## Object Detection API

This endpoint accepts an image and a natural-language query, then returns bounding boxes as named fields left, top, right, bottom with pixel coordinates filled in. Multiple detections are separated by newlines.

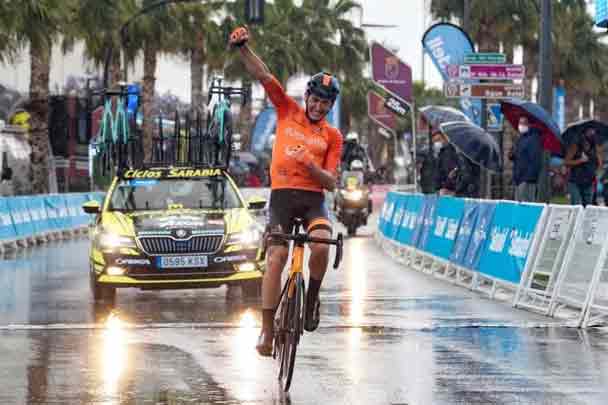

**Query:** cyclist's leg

left=303, top=193, right=333, bottom=332
left=257, top=190, right=293, bottom=356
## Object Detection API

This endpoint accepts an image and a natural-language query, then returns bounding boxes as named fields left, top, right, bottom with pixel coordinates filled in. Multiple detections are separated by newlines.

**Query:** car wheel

left=241, top=279, right=262, bottom=299
left=90, top=269, right=116, bottom=303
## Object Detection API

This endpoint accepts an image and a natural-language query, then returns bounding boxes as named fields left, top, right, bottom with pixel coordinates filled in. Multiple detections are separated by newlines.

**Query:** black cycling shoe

left=256, top=330, right=274, bottom=357
left=304, top=298, right=321, bottom=332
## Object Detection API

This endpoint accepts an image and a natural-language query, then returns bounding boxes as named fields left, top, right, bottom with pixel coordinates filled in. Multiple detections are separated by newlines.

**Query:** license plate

left=157, top=255, right=208, bottom=269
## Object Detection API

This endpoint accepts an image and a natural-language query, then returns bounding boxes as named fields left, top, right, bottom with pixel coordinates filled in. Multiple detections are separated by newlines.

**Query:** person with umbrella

left=431, top=130, right=478, bottom=197
left=564, top=126, right=603, bottom=206
left=510, top=116, right=543, bottom=202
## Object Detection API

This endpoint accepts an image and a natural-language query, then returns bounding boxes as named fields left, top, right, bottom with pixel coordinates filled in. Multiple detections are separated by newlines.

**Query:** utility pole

left=538, top=0, right=552, bottom=202
left=463, top=0, right=471, bottom=34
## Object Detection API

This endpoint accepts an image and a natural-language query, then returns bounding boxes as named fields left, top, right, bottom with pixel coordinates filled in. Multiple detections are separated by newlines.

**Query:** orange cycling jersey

left=262, top=75, right=343, bottom=192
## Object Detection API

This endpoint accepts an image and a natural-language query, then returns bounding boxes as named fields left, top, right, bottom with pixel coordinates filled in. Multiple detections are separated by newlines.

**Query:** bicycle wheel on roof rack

left=219, top=110, right=233, bottom=168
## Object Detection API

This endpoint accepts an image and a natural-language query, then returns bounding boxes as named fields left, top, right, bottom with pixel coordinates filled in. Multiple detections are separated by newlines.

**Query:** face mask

left=518, top=125, right=529, bottom=134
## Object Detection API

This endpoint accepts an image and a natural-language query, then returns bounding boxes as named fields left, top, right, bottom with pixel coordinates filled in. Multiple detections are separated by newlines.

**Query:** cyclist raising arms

left=228, top=27, right=343, bottom=356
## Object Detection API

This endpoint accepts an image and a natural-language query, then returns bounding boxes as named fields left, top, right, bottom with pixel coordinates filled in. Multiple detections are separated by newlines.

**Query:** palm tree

left=72, top=0, right=132, bottom=88
left=125, top=0, right=182, bottom=161
left=4, top=0, right=76, bottom=194
left=173, top=1, right=224, bottom=113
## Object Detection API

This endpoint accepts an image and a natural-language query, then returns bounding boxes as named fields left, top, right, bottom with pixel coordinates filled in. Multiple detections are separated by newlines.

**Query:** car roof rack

left=91, top=84, right=245, bottom=188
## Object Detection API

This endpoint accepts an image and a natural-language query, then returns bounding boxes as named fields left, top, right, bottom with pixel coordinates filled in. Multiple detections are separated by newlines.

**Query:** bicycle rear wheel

left=277, top=273, right=304, bottom=392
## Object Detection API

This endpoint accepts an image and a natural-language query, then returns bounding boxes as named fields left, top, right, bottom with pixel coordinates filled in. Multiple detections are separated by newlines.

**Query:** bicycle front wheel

left=277, top=273, right=304, bottom=392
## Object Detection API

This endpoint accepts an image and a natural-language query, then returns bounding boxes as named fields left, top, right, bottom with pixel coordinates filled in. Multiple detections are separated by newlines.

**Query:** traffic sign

left=384, top=95, right=410, bottom=117
left=447, top=64, right=525, bottom=80
left=370, top=42, right=413, bottom=103
left=487, top=103, right=504, bottom=131
left=444, top=82, right=524, bottom=99
left=464, top=52, right=506, bottom=65
left=368, top=91, right=397, bottom=131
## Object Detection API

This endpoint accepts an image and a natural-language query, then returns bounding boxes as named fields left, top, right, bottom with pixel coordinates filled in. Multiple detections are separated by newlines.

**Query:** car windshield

left=109, top=177, right=242, bottom=211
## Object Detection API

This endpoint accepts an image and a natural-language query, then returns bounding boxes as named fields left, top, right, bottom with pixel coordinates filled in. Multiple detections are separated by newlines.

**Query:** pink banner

left=370, top=42, right=412, bottom=103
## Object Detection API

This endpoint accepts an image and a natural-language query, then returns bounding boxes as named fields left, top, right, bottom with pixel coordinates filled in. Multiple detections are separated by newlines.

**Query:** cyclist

left=229, top=26, right=343, bottom=356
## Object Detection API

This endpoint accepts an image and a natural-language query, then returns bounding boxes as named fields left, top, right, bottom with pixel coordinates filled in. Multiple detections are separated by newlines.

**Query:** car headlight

left=228, top=227, right=262, bottom=246
left=97, top=232, right=137, bottom=249
left=343, top=189, right=364, bottom=201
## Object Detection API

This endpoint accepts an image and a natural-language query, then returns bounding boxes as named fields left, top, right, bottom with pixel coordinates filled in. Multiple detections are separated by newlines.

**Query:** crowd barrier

left=376, top=192, right=608, bottom=328
left=0, top=192, right=104, bottom=253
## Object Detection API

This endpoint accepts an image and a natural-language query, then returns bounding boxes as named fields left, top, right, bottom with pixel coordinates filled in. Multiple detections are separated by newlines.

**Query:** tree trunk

left=109, top=54, right=122, bottom=88
left=28, top=43, right=51, bottom=194
left=142, top=42, right=158, bottom=162
left=190, top=38, right=205, bottom=114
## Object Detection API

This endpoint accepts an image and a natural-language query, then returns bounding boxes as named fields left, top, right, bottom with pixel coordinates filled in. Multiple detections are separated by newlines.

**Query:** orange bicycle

left=262, top=218, right=343, bottom=391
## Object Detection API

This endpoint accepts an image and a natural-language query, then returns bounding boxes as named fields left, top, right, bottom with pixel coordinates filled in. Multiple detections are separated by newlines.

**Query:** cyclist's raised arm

left=229, top=27, right=272, bottom=84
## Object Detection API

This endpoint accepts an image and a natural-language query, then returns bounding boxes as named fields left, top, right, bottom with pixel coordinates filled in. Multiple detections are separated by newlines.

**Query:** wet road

left=1, top=220, right=608, bottom=404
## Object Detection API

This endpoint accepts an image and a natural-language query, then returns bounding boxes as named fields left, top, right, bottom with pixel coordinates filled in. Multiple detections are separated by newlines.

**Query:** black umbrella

left=562, top=119, right=608, bottom=146
left=419, top=105, right=470, bottom=130
left=439, top=121, right=502, bottom=172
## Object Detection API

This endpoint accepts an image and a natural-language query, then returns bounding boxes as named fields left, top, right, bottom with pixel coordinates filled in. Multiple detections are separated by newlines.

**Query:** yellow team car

left=82, top=166, right=266, bottom=302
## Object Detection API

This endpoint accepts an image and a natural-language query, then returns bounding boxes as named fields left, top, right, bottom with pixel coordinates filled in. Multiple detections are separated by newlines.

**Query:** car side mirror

left=247, top=196, right=267, bottom=210
left=82, top=200, right=101, bottom=214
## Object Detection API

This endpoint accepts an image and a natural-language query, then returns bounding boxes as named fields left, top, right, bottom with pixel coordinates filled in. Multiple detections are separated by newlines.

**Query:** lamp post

left=538, top=0, right=552, bottom=203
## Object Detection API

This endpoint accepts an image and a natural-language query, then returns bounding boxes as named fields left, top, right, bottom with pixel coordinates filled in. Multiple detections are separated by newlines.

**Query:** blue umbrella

left=562, top=119, right=608, bottom=146
left=419, top=105, right=470, bottom=130
left=439, top=121, right=502, bottom=172
left=500, top=99, right=562, bottom=153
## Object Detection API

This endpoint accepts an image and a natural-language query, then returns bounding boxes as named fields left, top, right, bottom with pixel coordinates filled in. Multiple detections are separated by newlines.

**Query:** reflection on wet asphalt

left=0, top=223, right=607, bottom=404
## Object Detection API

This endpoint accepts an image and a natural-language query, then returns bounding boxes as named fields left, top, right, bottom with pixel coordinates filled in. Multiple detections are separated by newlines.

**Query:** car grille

left=137, top=235, right=223, bottom=255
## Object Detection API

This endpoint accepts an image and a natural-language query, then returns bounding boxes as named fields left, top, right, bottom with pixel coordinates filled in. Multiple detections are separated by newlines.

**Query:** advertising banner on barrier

left=66, top=193, right=90, bottom=228
left=25, top=197, right=49, bottom=235
left=450, top=201, right=479, bottom=266
left=379, top=192, right=397, bottom=236
left=462, top=201, right=496, bottom=271
left=0, top=198, right=17, bottom=241
left=478, top=202, right=544, bottom=284
left=396, top=194, right=424, bottom=245
left=8, top=197, right=34, bottom=239
left=417, top=195, right=438, bottom=251
left=386, top=194, right=408, bottom=240
left=410, top=195, right=431, bottom=248
left=426, top=196, right=465, bottom=260
left=387, top=194, right=411, bottom=241
left=44, top=195, right=70, bottom=230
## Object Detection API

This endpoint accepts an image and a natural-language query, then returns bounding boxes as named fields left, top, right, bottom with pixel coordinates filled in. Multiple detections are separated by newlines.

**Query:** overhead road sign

left=464, top=53, right=506, bottom=65
left=444, top=82, right=525, bottom=99
left=447, top=64, right=525, bottom=80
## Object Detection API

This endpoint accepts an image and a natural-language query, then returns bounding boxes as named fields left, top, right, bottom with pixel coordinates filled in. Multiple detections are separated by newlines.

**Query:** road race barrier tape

left=473, top=201, right=547, bottom=301
left=513, top=205, right=581, bottom=315
left=0, top=192, right=105, bottom=252
left=549, top=206, right=608, bottom=327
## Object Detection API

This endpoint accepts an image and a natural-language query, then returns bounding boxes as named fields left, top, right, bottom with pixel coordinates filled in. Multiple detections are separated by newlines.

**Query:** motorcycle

left=335, top=181, right=371, bottom=236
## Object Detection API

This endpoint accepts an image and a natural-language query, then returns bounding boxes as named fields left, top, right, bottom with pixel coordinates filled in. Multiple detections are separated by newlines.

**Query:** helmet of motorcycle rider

left=350, top=159, right=364, bottom=171
left=346, top=132, right=359, bottom=142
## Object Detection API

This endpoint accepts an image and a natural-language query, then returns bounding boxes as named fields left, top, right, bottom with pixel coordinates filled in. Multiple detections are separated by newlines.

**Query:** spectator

left=245, top=170, right=262, bottom=187
left=565, top=127, right=602, bottom=207
left=432, top=131, right=464, bottom=196
left=510, top=116, right=542, bottom=202
left=0, top=167, right=14, bottom=196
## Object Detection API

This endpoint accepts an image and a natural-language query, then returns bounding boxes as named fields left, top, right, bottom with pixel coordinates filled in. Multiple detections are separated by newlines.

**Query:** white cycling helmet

left=350, top=159, right=364, bottom=170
